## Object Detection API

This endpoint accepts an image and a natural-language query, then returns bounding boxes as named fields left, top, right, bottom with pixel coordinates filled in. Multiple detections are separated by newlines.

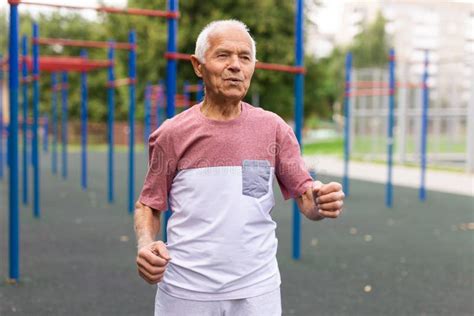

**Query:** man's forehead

left=207, top=27, right=253, bottom=51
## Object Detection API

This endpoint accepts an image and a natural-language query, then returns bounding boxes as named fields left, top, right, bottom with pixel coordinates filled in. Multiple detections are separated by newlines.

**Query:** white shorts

left=154, top=287, right=282, bottom=316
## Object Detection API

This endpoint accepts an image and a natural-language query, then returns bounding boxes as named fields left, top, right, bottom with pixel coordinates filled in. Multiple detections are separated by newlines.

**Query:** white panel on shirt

left=159, top=166, right=281, bottom=301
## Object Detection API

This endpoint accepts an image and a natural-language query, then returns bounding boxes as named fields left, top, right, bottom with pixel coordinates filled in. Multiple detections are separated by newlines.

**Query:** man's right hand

left=136, top=240, right=171, bottom=284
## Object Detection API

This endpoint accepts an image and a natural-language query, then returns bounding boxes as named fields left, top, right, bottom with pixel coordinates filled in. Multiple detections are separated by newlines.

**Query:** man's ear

left=190, top=55, right=203, bottom=78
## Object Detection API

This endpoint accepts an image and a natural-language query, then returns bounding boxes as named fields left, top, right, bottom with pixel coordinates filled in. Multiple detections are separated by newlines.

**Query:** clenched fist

left=136, top=240, right=171, bottom=284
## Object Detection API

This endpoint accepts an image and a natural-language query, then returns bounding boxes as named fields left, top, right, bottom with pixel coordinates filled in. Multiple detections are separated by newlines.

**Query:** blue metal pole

left=80, top=49, right=88, bottom=191
left=343, top=53, right=352, bottom=197
left=8, top=0, right=20, bottom=281
left=197, top=80, right=204, bottom=102
left=419, top=51, right=429, bottom=201
left=292, top=0, right=304, bottom=260
left=107, top=42, right=115, bottom=203
left=32, top=23, right=40, bottom=218
left=386, top=48, right=396, bottom=208
left=164, top=0, right=178, bottom=241
left=21, top=34, right=29, bottom=205
left=61, top=71, right=68, bottom=180
left=42, top=115, right=48, bottom=153
left=157, top=80, right=165, bottom=128
left=0, top=53, right=3, bottom=180
left=128, top=30, right=137, bottom=214
left=51, top=73, right=58, bottom=175
left=144, top=82, right=151, bottom=149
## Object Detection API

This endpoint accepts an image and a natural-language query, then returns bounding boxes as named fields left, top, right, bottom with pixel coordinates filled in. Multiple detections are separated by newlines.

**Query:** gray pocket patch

left=242, top=160, right=271, bottom=198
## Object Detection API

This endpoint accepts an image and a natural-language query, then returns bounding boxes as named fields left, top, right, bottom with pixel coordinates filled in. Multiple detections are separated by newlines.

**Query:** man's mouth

left=225, top=78, right=243, bottom=83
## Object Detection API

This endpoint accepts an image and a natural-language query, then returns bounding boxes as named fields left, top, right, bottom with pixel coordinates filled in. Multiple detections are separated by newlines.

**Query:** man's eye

left=241, top=56, right=251, bottom=61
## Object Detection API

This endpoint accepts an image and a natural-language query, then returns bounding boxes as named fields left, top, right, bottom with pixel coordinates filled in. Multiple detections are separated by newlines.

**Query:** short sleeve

left=138, top=123, right=178, bottom=211
left=274, top=120, right=313, bottom=200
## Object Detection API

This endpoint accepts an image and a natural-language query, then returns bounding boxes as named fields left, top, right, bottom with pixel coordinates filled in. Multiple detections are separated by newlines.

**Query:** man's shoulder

left=244, top=102, right=289, bottom=128
left=148, top=106, right=196, bottom=141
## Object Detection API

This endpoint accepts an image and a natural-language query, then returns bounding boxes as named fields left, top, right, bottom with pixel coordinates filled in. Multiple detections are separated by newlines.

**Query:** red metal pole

left=35, top=38, right=134, bottom=50
left=16, top=1, right=179, bottom=18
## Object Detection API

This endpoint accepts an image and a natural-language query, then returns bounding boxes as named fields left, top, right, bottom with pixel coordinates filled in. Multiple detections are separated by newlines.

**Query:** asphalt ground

left=1, top=150, right=473, bottom=315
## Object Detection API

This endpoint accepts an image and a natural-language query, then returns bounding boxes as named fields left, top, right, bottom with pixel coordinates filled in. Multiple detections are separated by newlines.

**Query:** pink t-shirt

left=139, top=102, right=312, bottom=301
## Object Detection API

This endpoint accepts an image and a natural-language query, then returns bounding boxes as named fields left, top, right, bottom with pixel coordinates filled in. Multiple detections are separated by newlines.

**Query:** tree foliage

left=350, top=12, right=390, bottom=68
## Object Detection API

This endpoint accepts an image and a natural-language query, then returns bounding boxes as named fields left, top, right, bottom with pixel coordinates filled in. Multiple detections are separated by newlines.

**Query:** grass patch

left=303, top=138, right=343, bottom=156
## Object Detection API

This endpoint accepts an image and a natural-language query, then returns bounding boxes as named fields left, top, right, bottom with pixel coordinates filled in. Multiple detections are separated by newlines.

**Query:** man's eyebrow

left=213, top=48, right=232, bottom=54
left=213, top=48, right=251, bottom=55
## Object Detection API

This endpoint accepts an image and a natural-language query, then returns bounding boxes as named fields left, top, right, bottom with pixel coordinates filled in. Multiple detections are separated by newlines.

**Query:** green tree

left=307, top=11, right=391, bottom=121
left=350, top=11, right=390, bottom=68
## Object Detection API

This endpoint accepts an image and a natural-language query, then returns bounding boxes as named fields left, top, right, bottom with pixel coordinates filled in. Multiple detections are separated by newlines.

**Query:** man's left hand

left=312, top=181, right=345, bottom=219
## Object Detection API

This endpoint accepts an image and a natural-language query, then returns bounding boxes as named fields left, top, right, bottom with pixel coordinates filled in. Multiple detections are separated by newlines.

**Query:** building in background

left=310, top=0, right=473, bottom=101
left=308, top=0, right=474, bottom=171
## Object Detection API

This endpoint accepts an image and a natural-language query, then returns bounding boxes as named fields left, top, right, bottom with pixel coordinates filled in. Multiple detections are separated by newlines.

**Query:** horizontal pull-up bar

left=8, top=0, right=180, bottom=19
left=345, top=88, right=395, bottom=97
left=2, top=56, right=112, bottom=72
left=164, top=52, right=306, bottom=74
left=349, top=80, right=424, bottom=89
left=34, top=38, right=135, bottom=50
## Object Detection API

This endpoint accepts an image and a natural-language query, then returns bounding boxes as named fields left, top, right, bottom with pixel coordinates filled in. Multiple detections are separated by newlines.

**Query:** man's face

left=193, top=27, right=255, bottom=103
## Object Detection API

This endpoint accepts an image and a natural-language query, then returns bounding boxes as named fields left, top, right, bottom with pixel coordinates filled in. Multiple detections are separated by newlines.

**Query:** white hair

left=195, top=19, right=256, bottom=63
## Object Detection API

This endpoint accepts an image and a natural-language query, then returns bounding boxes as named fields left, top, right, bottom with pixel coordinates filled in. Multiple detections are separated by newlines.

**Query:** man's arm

left=296, top=181, right=344, bottom=221
left=134, top=202, right=171, bottom=284
left=134, top=201, right=162, bottom=249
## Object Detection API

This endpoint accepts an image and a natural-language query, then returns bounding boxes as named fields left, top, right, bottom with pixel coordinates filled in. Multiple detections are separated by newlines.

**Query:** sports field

left=1, top=151, right=473, bottom=315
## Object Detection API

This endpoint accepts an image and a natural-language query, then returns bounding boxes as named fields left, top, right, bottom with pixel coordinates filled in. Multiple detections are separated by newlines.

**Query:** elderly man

left=135, top=20, right=344, bottom=316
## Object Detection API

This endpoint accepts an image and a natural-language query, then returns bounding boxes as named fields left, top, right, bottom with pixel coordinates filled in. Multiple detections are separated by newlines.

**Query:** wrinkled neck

left=200, top=97, right=241, bottom=121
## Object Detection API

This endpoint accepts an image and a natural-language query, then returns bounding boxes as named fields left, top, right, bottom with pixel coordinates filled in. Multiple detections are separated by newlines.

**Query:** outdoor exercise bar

left=386, top=48, right=396, bottom=208
left=128, top=31, right=137, bottom=214
left=419, top=51, right=430, bottom=201
left=51, top=72, right=58, bottom=175
left=107, top=42, right=116, bottom=203
left=144, top=83, right=152, bottom=149
left=61, top=71, right=68, bottom=181
left=32, top=23, right=40, bottom=217
left=11, top=0, right=180, bottom=18
left=80, top=49, right=88, bottom=190
left=343, top=50, right=396, bottom=207
left=8, top=0, right=177, bottom=281
left=34, top=29, right=138, bottom=201
left=8, top=1, right=20, bottom=280
left=293, top=0, right=305, bottom=260
left=343, top=49, right=430, bottom=207
left=21, top=35, right=29, bottom=205
left=343, top=53, right=352, bottom=196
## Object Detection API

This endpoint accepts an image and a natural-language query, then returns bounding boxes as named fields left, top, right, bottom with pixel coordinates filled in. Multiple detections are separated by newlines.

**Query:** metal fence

left=350, top=67, right=473, bottom=172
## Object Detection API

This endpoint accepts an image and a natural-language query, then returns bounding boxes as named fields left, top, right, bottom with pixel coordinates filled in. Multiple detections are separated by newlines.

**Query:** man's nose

left=227, top=55, right=241, bottom=72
